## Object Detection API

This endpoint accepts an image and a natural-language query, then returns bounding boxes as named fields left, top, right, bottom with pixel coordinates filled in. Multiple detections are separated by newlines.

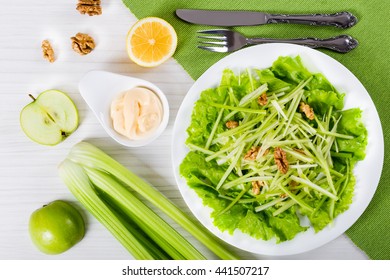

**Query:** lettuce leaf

left=271, top=56, right=312, bottom=84
left=271, top=56, right=337, bottom=92
left=185, top=87, right=227, bottom=147
left=256, top=68, right=292, bottom=92
left=306, top=73, right=336, bottom=92
left=180, top=151, right=237, bottom=188
left=221, top=69, right=261, bottom=100
left=305, top=89, right=345, bottom=115
left=337, top=108, right=368, bottom=161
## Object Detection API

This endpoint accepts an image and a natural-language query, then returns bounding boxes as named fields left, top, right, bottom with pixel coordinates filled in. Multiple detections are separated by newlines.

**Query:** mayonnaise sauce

left=110, top=87, right=163, bottom=140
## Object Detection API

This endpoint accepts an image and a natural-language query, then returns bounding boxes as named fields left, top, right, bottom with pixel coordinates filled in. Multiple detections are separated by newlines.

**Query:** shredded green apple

left=180, top=56, right=368, bottom=243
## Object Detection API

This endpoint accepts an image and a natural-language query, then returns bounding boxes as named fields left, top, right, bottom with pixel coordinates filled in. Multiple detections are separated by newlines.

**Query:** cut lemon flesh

left=126, top=17, right=177, bottom=67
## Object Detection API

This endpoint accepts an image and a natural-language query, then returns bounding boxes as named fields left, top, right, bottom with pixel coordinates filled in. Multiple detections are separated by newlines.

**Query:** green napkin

left=122, top=0, right=390, bottom=259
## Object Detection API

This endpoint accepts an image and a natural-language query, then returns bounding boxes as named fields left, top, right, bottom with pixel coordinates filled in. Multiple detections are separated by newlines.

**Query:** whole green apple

left=29, top=200, right=85, bottom=255
left=20, top=90, right=79, bottom=146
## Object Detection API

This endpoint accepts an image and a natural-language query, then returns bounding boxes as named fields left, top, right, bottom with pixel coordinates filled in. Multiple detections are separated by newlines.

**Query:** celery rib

left=86, top=167, right=206, bottom=260
left=68, top=142, right=239, bottom=260
left=58, top=160, right=157, bottom=260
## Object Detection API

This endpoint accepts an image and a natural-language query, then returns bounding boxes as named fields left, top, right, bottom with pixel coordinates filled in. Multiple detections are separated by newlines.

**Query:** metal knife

left=176, top=9, right=357, bottom=29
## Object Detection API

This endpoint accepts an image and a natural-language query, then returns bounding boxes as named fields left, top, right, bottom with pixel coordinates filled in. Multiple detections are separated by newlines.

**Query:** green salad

left=180, top=56, right=368, bottom=243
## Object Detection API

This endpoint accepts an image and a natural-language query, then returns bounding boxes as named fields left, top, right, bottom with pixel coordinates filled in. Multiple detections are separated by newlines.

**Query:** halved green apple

left=20, top=90, right=79, bottom=146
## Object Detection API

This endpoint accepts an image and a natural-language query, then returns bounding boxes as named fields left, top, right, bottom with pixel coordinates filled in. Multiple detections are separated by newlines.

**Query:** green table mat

left=122, top=0, right=389, bottom=259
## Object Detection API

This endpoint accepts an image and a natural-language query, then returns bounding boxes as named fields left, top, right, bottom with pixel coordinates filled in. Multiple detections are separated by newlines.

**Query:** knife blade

left=176, top=9, right=357, bottom=29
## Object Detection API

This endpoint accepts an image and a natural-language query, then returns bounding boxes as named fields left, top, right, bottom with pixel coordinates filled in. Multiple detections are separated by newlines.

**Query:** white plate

left=171, top=44, right=384, bottom=256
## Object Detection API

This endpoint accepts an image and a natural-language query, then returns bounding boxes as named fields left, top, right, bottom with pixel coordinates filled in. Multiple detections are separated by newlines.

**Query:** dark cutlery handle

left=266, top=12, right=358, bottom=29
left=246, top=35, right=358, bottom=53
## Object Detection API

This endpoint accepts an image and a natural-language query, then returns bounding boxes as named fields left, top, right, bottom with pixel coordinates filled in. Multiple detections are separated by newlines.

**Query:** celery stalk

left=58, top=159, right=158, bottom=260
left=86, top=167, right=206, bottom=260
left=67, top=142, right=239, bottom=260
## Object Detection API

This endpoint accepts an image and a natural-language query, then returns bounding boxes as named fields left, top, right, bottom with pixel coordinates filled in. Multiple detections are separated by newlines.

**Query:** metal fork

left=197, top=29, right=358, bottom=53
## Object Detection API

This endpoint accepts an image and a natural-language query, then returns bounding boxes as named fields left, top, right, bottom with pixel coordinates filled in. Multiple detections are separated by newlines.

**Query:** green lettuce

left=256, top=68, right=292, bottom=92
left=336, top=108, right=368, bottom=161
left=305, top=89, right=345, bottom=115
left=271, top=56, right=312, bottom=84
left=271, top=55, right=337, bottom=91
left=185, top=88, right=225, bottom=146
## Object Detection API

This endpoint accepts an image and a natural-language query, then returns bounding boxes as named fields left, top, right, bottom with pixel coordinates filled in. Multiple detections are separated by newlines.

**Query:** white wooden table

left=0, top=0, right=367, bottom=260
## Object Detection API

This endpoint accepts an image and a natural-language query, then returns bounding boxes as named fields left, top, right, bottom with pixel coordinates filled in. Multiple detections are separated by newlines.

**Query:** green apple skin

left=29, top=200, right=85, bottom=255
left=20, top=90, right=79, bottom=146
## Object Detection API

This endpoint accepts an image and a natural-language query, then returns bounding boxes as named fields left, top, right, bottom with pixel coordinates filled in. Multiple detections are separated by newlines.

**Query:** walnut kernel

left=76, top=0, right=102, bottom=16
left=257, top=92, right=268, bottom=106
left=274, top=147, right=289, bottom=174
left=299, top=102, right=315, bottom=120
left=225, top=120, right=239, bottom=129
left=252, top=181, right=265, bottom=195
left=71, top=33, right=95, bottom=55
left=41, top=40, right=55, bottom=63
left=244, top=146, right=269, bottom=161
left=244, top=146, right=260, bottom=160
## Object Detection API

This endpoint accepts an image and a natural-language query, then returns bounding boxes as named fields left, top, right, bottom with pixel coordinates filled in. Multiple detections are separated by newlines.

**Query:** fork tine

left=197, top=29, right=232, bottom=53
left=197, top=45, right=229, bottom=53
left=198, top=40, right=227, bottom=46
left=197, top=29, right=230, bottom=35
left=197, top=35, right=227, bottom=41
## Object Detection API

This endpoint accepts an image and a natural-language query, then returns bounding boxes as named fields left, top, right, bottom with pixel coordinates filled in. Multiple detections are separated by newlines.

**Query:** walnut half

left=71, top=33, right=95, bottom=55
left=244, top=146, right=260, bottom=161
left=257, top=92, right=268, bottom=106
left=274, top=147, right=289, bottom=174
left=76, top=0, right=102, bottom=16
left=225, top=120, right=239, bottom=129
left=244, top=146, right=269, bottom=161
left=252, top=180, right=265, bottom=195
left=299, top=102, right=315, bottom=120
left=41, top=40, right=55, bottom=63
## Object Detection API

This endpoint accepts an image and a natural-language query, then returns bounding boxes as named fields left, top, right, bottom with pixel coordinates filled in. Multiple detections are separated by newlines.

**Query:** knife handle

left=266, top=12, right=357, bottom=29
left=246, top=35, right=358, bottom=53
